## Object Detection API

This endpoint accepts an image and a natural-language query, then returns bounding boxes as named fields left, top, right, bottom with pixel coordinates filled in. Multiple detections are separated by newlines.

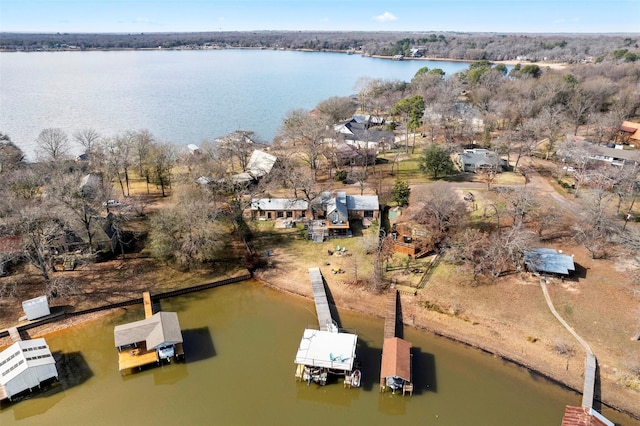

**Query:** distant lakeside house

left=334, top=116, right=394, bottom=151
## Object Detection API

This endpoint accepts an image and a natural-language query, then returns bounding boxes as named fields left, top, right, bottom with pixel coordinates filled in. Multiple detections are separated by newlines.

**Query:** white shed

left=0, top=338, right=58, bottom=400
left=22, top=296, right=50, bottom=321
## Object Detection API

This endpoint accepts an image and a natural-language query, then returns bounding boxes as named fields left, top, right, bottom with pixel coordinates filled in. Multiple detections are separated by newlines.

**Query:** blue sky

left=1, top=0, right=638, bottom=33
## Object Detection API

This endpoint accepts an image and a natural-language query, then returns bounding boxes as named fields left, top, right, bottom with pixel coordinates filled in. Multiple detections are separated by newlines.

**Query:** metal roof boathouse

left=114, top=292, right=184, bottom=373
left=379, top=290, right=413, bottom=395
left=294, top=268, right=360, bottom=387
left=0, top=338, right=58, bottom=401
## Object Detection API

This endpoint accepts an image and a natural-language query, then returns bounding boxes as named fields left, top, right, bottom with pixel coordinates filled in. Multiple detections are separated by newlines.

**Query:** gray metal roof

left=524, top=248, right=575, bottom=275
left=0, top=338, right=56, bottom=385
left=251, top=198, right=309, bottom=211
left=346, top=195, right=379, bottom=211
left=114, top=312, right=183, bottom=350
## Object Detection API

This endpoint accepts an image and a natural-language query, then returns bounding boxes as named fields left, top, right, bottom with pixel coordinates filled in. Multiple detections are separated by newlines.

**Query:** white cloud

left=374, top=12, right=397, bottom=23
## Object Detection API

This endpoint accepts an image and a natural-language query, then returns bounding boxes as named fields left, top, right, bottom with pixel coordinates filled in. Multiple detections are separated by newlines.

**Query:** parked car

left=102, top=199, right=122, bottom=207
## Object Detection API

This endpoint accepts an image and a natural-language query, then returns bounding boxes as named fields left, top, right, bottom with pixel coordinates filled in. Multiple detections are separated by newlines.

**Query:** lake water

left=1, top=281, right=637, bottom=425
left=0, top=49, right=471, bottom=160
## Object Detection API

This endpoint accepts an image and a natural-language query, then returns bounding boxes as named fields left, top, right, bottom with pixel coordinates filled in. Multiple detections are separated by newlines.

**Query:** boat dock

left=143, top=291, right=153, bottom=318
left=114, top=292, right=184, bottom=373
left=309, top=267, right=336, bottom=331
left=8, top=327, right=22, bottom=343
left=582, top=353, right=596, bottom=409
left=383, top=291, right=397, bottom=339
left=294, top=268, right=359, bottom=386
left=380, top=290, right=413, bottom=395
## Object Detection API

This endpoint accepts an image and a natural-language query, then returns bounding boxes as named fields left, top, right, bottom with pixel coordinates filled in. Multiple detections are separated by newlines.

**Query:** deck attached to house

left=118, top=342, right=159, bottom=371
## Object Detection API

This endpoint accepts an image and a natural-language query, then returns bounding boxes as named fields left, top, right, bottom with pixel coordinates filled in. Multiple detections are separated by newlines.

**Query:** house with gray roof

left=311, top=192, right=380, bottom=238
left=114, top=311, right=184, bottom=371
left=250, top=198, right=310, bottom=221
left=334, top=118, right=394, bottom=150
left=524, top=248, right=575, bottom=276
left=457, top=149, right=506, bottom=173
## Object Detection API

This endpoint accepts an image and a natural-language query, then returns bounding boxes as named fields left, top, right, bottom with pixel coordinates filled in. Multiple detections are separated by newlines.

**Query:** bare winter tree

left=0, top=133, right=25, bottom=173
left=73, top=128, right=101, bottom=154
left=280, top=109, right=330, bottom=181
left=35, top=128, right=71, bottom=161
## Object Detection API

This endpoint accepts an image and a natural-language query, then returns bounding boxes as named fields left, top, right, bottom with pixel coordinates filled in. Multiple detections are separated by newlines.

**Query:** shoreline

left=0, top=46, right=568, bottom=69
left=1, top=274, right=638, bottom=420
left=255, top=274, right=638, bottom=421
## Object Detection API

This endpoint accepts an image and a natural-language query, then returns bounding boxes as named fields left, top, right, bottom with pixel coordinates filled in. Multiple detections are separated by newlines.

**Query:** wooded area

left=1, top=31, right=638, bottom=63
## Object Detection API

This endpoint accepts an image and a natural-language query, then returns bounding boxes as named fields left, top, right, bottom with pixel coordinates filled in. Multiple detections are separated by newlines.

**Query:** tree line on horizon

left=1, top=31, right=638, bottom=63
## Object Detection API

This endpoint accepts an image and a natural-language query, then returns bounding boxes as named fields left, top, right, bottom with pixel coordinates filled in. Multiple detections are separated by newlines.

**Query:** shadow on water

left=0, top=351, right=93, bottom=419
left=295, top=380, right=361, bottom=407
left=395, top=291, right=403, bottom=339
left=354, top=338, right=381, bottom=392
left=182, top=327, right=216, bottom=364
left=322, top=278, right=342, bottom=329
left=411, top=347, right=437, bottom=395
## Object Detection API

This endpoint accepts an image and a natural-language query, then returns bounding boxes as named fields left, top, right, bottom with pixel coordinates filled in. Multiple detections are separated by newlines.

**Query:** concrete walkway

left=539, top=279, right=596, bottom=409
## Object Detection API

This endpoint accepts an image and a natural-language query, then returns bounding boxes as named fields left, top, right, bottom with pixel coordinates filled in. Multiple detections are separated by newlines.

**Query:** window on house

left=286, top=211, right=293, bottom=218
left=301, top=211, right=306, bottom=218
left=277, top=211, right=284, bottom=218
left=259, top=211, right=265, bottom=216
left=364, top=210, right=374, bottom=218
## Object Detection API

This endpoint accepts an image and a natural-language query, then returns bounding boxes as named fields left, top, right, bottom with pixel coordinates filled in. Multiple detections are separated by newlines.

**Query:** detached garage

left=0, top=338, right=58, bottom=401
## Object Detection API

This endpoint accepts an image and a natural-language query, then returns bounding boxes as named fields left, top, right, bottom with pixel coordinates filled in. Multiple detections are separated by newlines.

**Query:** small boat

left=350, top=369, right=362, bottom=388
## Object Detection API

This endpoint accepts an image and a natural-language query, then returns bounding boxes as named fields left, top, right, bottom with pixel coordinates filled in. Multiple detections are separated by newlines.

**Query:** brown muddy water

left=1, top=280, right=637, bottom=425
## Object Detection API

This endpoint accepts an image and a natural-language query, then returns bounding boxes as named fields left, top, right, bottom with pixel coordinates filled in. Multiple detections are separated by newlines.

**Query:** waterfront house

left=311, top=192, right=379, bottom=239
left=334, top=117, right=394, bottom=150
left=250, top=198, right=310, bottom=221
left=0, top=338, right=58, bottom=401
left=114, top=311, right=184, bottom=372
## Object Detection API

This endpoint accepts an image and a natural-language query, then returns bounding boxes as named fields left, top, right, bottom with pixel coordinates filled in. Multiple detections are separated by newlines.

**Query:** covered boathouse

left=0, top=338, right=58, bottom=401
left=294, top=328, right=358, bottom=385
left=294, top=267, right=360, bottom=386
left=114, top=311, right=184, bottom=372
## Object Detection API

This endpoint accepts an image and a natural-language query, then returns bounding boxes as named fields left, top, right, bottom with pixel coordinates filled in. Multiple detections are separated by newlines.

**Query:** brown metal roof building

left=561, top=406, right=614, bottom=426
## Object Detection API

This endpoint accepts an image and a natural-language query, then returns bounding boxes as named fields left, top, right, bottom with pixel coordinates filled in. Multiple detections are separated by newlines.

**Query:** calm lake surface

left=1, top=281, right=636, bottom=425
left=0, top=49, right=471, bottom=160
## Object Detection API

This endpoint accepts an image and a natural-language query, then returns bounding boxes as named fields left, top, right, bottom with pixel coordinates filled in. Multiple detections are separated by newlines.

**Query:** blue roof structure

left=524, top=248, right=575, bottom=275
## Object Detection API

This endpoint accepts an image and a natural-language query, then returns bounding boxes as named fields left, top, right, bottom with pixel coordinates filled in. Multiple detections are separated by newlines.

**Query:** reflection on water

left=1, top=280, right=638, bottom=425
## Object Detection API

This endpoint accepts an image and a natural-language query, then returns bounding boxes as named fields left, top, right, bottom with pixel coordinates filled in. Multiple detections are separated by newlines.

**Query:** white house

left=0, top=338, right=58, bottom=401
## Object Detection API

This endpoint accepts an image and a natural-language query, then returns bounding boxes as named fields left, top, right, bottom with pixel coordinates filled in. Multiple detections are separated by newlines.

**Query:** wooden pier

left=383, top=291, right=397, bottom=339
left=143, top=291, right=153, bottom=318
left=582, top=353, right=597, bottom=409
left=308, top=268, right=335, bottom=331
left=8, top=327, right=21, bottom=343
